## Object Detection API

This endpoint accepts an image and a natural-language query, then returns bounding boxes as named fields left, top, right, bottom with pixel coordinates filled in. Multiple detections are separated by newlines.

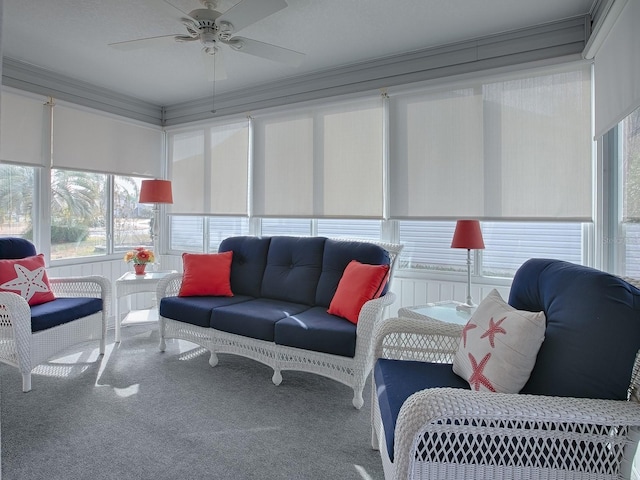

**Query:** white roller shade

left=52, top=103, right=163, bottom=176
left=0, top=89, right=48, bottom=167
left=389, top=64, right=592, bottom=220
left=253, top=97, right=384, bottom=218
left=589, top=0, right=640, bottom=138
left=170, top=120, right=249, bottom=215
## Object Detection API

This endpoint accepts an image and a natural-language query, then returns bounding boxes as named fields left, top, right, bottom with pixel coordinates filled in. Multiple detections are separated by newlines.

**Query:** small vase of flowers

left=124, top=247, right=155, bottom=275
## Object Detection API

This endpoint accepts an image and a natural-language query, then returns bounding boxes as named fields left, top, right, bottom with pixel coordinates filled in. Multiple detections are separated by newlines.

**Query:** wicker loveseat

left=372, top=258, right=640, bottom=479
left=0, top=237, right=111, bottom=391
left=157, top=235, right=402, bottom=408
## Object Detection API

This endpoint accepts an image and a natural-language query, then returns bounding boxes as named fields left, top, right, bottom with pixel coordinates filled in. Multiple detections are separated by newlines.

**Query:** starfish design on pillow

left=461, top=321, right=477, bottom=348
left=468, top=352, right=495, bottom=391
left=0, top=264, right=51, bottom=302
left=480, top=316, right=507, bottom=348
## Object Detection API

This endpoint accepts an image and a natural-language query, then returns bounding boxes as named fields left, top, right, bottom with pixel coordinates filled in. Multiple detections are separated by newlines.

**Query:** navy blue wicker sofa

left=372, top=259, right=640, bottom=479
left=157, top=235, right=402, bottom=408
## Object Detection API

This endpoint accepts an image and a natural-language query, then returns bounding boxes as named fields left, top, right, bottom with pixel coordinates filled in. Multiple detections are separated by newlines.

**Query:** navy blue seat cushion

left=260, top=236, right=326, bottom=306
left=219, top=236, right=271, bottom=298
left=30, top=297, right=102, bottom=332
left=160, top=295, right=253, bottom=328
left=210, top=298, right=311, bottom=342
left=274, top=306, right=357, bottom=357
left=0, top=237, right=37, bottom=259
left=509, top=258, right=640, bottom=400
left=374, top=359, right=469, bottom=461
left=315, top=239, right=391, bottom=307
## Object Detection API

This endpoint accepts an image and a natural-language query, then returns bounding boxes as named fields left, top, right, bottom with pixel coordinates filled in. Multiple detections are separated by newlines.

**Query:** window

left=209, top=217, right=249, bottom=252
left=398, top=221, right=464, bottom=272
left=166, top=63, right=593, bottom=279
left=316, top=219, right=381, bottom=240
left=50, top=169, right=107, bottom=260
left=114, top=175, right=153, bottom=252
left=0, top=164, right=35, bottom=238
left=398, top=220, right=584, bottom=277
left=481, top=222, right=583, bottom=277
left=253, top=97, right=384, bottom=218
left=48, top=171, right=156, bottom=260
left=261, top=219, right=312, bottom=237
left=621, top=106, right=640, bottom=276
left=170, top=216, right=204, bottom=252
left=169, top=216, right=249, bottom=253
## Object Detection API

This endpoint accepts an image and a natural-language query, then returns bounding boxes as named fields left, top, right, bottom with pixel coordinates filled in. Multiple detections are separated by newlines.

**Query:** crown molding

left=2, top=58, right=163, bottom=125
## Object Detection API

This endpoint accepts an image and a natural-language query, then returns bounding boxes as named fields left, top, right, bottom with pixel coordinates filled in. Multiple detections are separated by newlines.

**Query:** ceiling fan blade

left=217, top=0, right=288, bottom=33
left=226, top=36, right=304, bottom=66
left=156, top=0, right=197, bottom=22
left=108, top=34, right=184, bottom=51
left=202, top=48, right=228, bottom=81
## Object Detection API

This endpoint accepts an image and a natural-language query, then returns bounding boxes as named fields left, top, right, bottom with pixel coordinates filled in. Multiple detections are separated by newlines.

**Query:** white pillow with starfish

left=452, top=289, right=546, bottom=393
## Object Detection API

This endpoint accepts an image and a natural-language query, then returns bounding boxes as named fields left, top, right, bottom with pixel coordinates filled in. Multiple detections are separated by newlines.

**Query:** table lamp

left=138, top=179, right=173, bottom=267
left=451, top=219, right=485, bottom=312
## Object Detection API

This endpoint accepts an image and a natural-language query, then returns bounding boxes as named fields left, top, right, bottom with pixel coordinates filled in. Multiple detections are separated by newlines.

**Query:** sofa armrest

left=156, top=272, right=184, bottom=304
left=354, top=292, right=396, bottom=360
left=391, top=387, right=640, bottom=480
left=373, top=316, right=463, bottom=364
left=0, top=291, right=33, bottom=350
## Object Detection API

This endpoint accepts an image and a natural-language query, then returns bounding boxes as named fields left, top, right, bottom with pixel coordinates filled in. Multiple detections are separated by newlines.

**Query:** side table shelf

left=114, top=270, right=177, bottom=343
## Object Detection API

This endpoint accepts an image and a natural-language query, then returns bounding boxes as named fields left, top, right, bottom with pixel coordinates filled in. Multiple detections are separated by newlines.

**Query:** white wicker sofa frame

left=0, top=239, right=111, bottom=392
left=371, top=262, right=640, bottom=480
left=156, top=236, right=403, bottom=409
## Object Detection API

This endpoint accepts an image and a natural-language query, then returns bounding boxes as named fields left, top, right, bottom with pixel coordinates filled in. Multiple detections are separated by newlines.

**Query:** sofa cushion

left=274, top=306, right=357, bottom=357
left=30, top=297, right=102, bottom=332
left=327, top=260, right=389, bottom=324
left=260, top=236, right=325, bottom=306
left=160, top=295, right=253, bottom=328
left=0, top=254, right=56, bottom=306
left=210, top=298, right=310, bottom=342
left=0, top=237, right=37, bottom=259
left=509, top=258, right=640, bottom=400
left=315, top=239, right=391, bottom=307
left=178, top=251, right=234, bottom=297
left=452, top=289, right=546, bottom=393
left=219, top=236, right=271, bottom=297
left=374, top=359, right=469, bottom=461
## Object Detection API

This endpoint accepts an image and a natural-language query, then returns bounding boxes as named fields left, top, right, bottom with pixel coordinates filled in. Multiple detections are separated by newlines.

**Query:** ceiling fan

left=109, top=0, right=304, bottom=81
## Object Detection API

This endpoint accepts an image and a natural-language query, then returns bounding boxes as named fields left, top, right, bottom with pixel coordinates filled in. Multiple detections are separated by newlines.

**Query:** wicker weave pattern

left=157, top=240, right=402, bottom=408
left=372, top=312, right=640, bottom=480
left=0, top=275, right=111, bottom=391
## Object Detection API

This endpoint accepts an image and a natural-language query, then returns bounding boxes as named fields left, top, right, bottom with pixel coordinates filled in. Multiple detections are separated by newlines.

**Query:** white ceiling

left=2, top=0, right=596, bottom=107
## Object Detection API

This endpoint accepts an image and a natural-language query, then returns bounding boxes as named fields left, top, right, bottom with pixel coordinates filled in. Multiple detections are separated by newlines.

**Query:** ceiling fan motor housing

left=185, top=7, right=234, bottom=47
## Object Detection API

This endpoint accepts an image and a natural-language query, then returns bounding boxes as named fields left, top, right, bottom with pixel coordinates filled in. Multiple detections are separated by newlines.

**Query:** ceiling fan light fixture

left=218, top=21, right=233, bottom=40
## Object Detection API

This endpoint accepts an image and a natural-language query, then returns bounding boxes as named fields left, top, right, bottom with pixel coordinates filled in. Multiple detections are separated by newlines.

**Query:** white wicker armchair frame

left=158, top=239, right=403, bottom=408
left=371, top=316, right=640, bottom=480
left=0, top=275, right=111, bottom=392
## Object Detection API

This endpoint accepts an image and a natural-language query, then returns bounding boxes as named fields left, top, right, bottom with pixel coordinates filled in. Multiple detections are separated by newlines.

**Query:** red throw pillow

left=328, top=260, right=390, bottom=324
left=178, top=251, right=234, bottom=297
left=0, top=254, right=56, bottom=306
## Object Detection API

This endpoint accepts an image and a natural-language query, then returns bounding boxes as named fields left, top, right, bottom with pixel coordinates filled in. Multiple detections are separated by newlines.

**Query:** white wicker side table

left=115, top=270, right=176, bottom=343
left=395, top=301, right=471, bottom=364
left=398, top=301, right=472, bottom=326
